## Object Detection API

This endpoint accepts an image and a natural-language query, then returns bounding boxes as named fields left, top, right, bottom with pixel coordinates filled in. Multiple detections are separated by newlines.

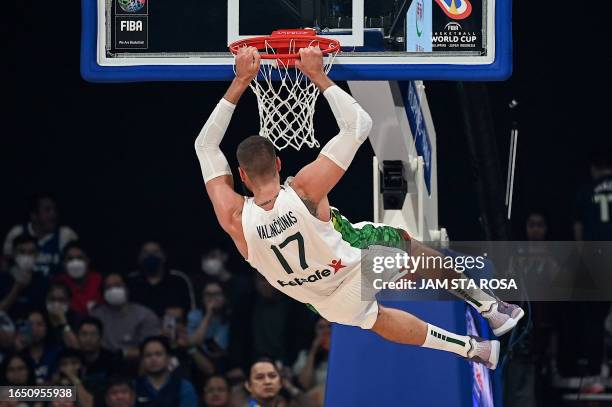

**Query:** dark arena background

left=1, top=1, right=610, bottom=407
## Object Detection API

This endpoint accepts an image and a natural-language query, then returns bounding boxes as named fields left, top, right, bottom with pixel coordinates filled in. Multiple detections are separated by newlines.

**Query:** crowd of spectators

left=1, top=151, right=611, bottom=406
left=0, top=195, right=329, bottom=407
left=501, top=151, right=612, bottom=406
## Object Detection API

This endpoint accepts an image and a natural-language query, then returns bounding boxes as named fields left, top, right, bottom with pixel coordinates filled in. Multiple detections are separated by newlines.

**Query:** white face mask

left=46, top=301, right=69, bottom=314
left=66, top=259, right=87, bottom=279
left=104, top=287, right=127, bottom=306
left=14, top=254, right=36, bottom=272
left=202, top=258, right=223, bottom=276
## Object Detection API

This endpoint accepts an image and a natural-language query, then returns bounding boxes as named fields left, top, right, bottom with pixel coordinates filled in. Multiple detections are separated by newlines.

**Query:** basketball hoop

left=229, top=29, right=340, bottom=151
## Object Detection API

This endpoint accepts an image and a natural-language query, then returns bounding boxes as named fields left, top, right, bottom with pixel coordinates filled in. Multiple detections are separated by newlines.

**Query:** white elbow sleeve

left=194, top=98, right=236, bottom=183
left=320, top=85, right=373, bottom=170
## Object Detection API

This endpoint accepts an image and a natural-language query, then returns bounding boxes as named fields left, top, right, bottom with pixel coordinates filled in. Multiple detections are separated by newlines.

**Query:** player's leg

left=311, top=266, right=499, bottom=369
left=369, top=304, right=500, bottom=369
left=330, top=210, right=523, bottom=336
left=409, top=239, right=524, bottom=336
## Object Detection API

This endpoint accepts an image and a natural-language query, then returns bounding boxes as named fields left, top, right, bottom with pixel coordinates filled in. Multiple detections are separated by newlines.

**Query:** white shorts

left=312, top=266, right=379, bottom=329
left=311, top=245, right=409, bottom=330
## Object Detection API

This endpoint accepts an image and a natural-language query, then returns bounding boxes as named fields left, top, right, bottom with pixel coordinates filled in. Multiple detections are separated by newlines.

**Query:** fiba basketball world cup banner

left=408, top=0, right=485, bottom=54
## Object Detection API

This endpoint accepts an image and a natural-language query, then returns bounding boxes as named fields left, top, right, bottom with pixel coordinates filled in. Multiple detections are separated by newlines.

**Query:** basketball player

left=194, top=46, right=524, bottom=369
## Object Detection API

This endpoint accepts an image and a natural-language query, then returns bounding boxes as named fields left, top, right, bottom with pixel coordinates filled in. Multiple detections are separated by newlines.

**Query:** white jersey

left=241, top=186, right=362, bottom=304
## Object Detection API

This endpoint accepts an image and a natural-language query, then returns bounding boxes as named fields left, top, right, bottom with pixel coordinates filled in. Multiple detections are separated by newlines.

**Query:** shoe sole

left=488, top=340, right=500, bottom=370
left=492, top=308, right=525, bottom=337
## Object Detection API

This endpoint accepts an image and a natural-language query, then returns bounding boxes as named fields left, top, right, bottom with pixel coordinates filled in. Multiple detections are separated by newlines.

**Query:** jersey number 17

left=270, top=232, right=309, bottom=275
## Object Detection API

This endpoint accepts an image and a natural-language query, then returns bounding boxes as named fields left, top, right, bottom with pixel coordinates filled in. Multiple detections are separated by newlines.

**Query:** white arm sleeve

left=194, top=98, right=236, bottom=183
left=320, top=85, right=373, bottom=171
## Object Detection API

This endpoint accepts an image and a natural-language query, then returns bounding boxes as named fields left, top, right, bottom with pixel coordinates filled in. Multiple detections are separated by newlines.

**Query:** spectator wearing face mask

left=45, top=282, right=80, bottom=349
left=201, top=249, right=231, bottom=283
left=3, top=194, right=78, bottom=277
left=127, top=241, right=194, bottom=318
left=195, top=249, right=256, bottom=374
left=90, top=273, right=160, bottom=361
left=0, top=234, right=48, bottom=319
left=197, top=248, right=252, bottom=314
left=55, top=242, right=102, bottom=316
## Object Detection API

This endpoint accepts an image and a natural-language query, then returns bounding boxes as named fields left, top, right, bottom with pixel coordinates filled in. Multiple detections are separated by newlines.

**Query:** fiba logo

left=117, top=0, right=146, bottom=13
left=444, top=22, right=462, bottom=32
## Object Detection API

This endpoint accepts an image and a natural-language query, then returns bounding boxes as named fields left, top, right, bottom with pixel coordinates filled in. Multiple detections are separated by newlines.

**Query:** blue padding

left=81, top=0, right=511, bottom=82
left=325, top=249, right=505, bottom=407
left=324, top=301, right=473, bottom=407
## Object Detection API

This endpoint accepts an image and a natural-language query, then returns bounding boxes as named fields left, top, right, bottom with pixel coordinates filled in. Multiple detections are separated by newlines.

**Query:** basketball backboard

left=81, top=0, right=512, bottom=82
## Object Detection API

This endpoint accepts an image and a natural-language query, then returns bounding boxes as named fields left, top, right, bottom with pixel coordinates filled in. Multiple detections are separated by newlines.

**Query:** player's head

left=236, top=136, right=281, bottom=192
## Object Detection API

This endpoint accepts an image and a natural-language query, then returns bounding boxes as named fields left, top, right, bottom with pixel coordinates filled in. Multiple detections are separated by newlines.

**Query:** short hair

left=247, top=356, right=278, bottom=381
left=139, top=335, right=171, bottom=356
left=61, top=240, right=88, bottom=261
left=103, top=272, right=125, bottom=287
left=78, top=316, right=104, bottom=335
left=236, top=136, right=277, bottom=180
left=105, top=376, right=134, bottom=394
left=48, top=281, right=72, bottom=300
left=12, top=234, right=37, bottom=251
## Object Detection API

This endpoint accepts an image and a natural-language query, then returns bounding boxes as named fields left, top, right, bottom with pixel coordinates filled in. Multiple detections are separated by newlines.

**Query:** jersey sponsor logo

left=434, top=0, right=472, bottom=20
left=277, top=259, right=346, bottom=288
left=277, top=268, right=333, bottom=288
left=256, top=211, right=298, bottom=239
left=328, top=259, right=346, bottom=274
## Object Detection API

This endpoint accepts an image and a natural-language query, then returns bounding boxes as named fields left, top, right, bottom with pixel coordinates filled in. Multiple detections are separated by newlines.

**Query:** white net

left=242, top=39, right=338, bottom=151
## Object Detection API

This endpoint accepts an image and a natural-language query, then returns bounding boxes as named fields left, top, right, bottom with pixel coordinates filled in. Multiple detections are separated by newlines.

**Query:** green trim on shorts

left=330, top=209, right=409, bottom=251
left=305, top=210, right=410, bottom=317
left=306, top=303, right=319, bottom=315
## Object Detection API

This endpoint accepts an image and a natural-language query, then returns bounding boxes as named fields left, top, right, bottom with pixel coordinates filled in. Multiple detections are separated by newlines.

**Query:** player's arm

left=291, top=47, right=373, bottom=204
left=194, top=47, right=260, bottom=234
